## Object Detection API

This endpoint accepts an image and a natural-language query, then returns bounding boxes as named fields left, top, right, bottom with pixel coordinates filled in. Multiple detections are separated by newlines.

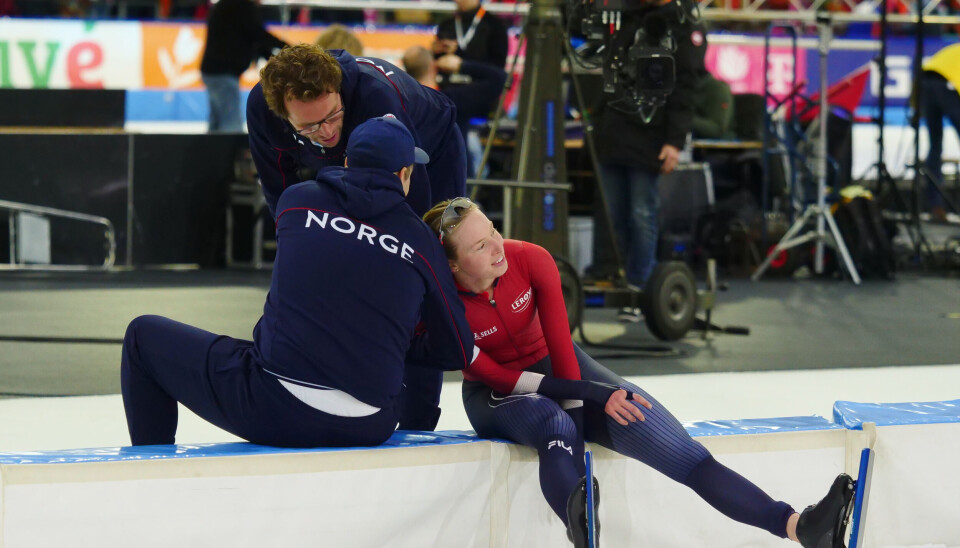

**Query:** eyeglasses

left=294, top=104, right=345, bottom=137
left=438, top=197, right=476, bottom=245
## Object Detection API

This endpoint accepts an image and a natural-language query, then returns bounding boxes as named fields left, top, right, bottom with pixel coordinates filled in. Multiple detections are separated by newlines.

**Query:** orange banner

left=140, top=22, right=434, bottom=90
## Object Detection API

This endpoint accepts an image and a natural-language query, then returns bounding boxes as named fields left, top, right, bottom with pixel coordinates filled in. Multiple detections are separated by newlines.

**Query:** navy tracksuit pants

left=463, top=343, right=795, bottom=538
left=120, top=315, right=399, bottom=447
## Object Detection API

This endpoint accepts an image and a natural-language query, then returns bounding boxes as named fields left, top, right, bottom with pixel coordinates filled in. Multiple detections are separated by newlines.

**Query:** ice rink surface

left=3, top=363, right=959, bottom=452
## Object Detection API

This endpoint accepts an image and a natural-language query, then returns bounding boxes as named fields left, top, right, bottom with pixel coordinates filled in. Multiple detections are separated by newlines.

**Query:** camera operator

left=591, top=0, right=706, bottom=322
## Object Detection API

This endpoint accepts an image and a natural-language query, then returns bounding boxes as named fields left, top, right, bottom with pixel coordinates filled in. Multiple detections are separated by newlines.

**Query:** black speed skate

left=566, top=476, right=600, bottom=547
left=796, top=473, right=856, bottom=548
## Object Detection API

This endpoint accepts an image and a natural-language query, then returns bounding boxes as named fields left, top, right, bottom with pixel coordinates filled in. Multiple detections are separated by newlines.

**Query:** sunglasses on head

left=438, top=197, right=476, bottom=245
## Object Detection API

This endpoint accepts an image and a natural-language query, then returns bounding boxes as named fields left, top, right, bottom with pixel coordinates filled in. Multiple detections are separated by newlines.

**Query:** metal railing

left=466, top=178, right=571, bottom=239
left=0, top=199, right=116, bottom=271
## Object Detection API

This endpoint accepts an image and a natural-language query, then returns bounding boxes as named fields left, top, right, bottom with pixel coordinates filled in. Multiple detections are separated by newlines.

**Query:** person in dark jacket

left=247, top=44, right=468, bottom=431
left=433, top=0, right=509, bottom=71
left=120, top=115, right=474, bottom=448
left=592, top=0, right=706, bottom=323
left=247, top=45, right=466, bottom=222
left=692, top=70, right=735, bottom=140
left=199, top=0, right=286, bottom=132
left=402, top=45, right=506, bottom=176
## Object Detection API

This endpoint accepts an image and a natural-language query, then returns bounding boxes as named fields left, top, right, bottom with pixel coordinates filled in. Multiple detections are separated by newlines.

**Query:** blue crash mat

left=833, top=399, right=960, bottom=430
left=0, top=430, right=483, bottom=465
left=683, top=416, right=841, bottom=437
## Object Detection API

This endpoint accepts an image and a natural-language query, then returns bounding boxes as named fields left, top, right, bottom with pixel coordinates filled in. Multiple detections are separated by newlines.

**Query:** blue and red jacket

left=457, top=240, right=582, bottom=394
left=253, top=165, right=474, bottom=410
left=247, top=49, right=462, bottom=219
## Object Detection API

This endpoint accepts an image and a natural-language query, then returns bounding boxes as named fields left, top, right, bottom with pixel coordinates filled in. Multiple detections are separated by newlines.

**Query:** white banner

left=0, top=19, right=143, bottom=89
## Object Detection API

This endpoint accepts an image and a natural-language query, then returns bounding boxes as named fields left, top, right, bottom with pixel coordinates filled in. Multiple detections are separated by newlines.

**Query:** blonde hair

left=314, top=24, right=364, bottom=56
left=423, top=198, right=481, bottom=260
left=259, top=44, right=342, bottom=119
left=402, top=45, right=433, bottom=81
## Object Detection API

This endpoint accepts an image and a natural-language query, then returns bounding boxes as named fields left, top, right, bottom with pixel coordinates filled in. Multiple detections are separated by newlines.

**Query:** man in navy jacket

left=247, top=44, right=467, bottom=220
left=247, top=44, right=469, bottom=430
left=121, top=115, right=474, bottom=447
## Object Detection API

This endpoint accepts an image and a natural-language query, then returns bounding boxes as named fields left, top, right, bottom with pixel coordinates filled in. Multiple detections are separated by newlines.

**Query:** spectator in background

left=402, top=45, right=506, bottom=177
left=431, top=0, right=509, bottom=178
left=433, top=0, right=509, bottom=72
left=692, top=70, right=735, bottom=140
left=315, top=24, right=364, bottom=56
left=200, top=0, right=287, bottom=132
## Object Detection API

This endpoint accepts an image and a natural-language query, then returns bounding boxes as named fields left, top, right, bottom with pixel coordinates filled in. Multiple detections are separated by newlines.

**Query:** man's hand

left=605, top=390, right=653, bottom=426
left=659, top=144, right=681, bottom=174
left=431, top=39, right=458, bottom=56
left=436, top=54, right=463, bottom=74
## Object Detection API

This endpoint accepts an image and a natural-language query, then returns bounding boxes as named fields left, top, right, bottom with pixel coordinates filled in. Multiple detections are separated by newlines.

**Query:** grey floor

left=1, top=268, right=957, bottom=398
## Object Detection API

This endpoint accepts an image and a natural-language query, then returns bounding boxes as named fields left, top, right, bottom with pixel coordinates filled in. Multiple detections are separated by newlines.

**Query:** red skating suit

left=459, top=239, right=581, bottom=393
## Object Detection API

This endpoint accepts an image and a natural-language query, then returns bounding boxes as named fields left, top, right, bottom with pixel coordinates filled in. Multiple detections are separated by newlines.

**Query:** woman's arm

left=521, top=242, right=581, bottom=381
left=464, top=348, right=523, bottom=394
left=467, top=350, right=650, bottom=425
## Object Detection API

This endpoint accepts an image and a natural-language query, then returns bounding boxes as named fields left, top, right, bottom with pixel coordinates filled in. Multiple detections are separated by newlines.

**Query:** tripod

left=753, top=14, right=861, bottom=284
left=864, top=0, right=926, bottom=258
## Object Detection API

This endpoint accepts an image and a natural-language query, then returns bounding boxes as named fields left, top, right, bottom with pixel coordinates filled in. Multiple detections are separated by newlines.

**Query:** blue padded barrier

left=0, top=416, right=845, bottom=466
left=0, top=416, right=843, bottom=465
left=682, top=415, right=840, bottom=437
left=833, top=399, right=960, bottom=430
left=0, top=430, right=482, bottom=465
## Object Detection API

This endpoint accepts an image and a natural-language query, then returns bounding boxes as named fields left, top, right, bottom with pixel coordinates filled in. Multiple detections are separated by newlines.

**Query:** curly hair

left=259, top=44, right=343, bottom=119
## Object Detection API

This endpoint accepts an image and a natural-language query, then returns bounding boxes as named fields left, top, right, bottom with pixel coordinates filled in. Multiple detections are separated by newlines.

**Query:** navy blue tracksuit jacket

left=247, top=49, right=467, bottom=219
left=256, top=166, right=474, bottom=410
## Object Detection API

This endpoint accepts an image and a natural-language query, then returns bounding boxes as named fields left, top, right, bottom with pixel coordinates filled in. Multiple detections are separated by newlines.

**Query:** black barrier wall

left=131, top=134, right=248, bottom=266
left=0, top=89, right=125, bottom=128
left=0, top=132, right=130, bottom=264
left=0, top=132, right=248, bottom=267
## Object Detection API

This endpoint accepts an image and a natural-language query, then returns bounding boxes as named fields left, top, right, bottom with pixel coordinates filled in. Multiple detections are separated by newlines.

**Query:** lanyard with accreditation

left=455, top=6, right=487, bottom=51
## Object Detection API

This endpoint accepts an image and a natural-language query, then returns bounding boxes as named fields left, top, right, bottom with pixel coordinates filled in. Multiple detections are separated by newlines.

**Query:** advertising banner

left=0, top=19, right=142, bottom=89
left=706, top=43, right=806, bottom=103
left=140, top=23, right=434, bottom=91
left=3, top=18, right=954, bottom=114
left=0, top=19, right=435, bottom=91
left=803, top=37, right=955, bottom=110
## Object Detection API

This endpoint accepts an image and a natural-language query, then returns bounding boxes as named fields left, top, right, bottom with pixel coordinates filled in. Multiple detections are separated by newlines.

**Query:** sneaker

left=566, top=476, right=600, bottom=547
left=617, top=307, right=642, bottom=323
left=796, top=473, right=856, bottom=548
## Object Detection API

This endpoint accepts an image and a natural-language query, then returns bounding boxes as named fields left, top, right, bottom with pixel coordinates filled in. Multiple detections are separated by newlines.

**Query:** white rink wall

left=2, top=401, right=958, bottom=548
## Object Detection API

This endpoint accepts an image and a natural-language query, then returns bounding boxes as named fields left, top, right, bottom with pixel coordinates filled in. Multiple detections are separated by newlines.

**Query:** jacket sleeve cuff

left=512, top=371, right=545, bottom=395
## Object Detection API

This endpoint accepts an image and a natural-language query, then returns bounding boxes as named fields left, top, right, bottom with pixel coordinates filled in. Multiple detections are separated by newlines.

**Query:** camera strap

left=455, top=7, right=487, bottom=51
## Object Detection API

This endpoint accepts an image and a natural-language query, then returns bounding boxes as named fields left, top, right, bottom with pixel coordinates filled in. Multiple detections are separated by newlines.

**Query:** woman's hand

left=605, top=390, right=653, bottom=426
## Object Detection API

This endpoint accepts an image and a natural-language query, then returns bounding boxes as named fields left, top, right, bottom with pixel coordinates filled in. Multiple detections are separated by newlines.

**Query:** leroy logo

left=510, top=287, right=533, bottom=314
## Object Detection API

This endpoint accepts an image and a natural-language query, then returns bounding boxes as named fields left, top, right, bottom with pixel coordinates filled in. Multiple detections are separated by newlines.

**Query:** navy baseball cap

left=346, top=114, right=429, bottom=172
